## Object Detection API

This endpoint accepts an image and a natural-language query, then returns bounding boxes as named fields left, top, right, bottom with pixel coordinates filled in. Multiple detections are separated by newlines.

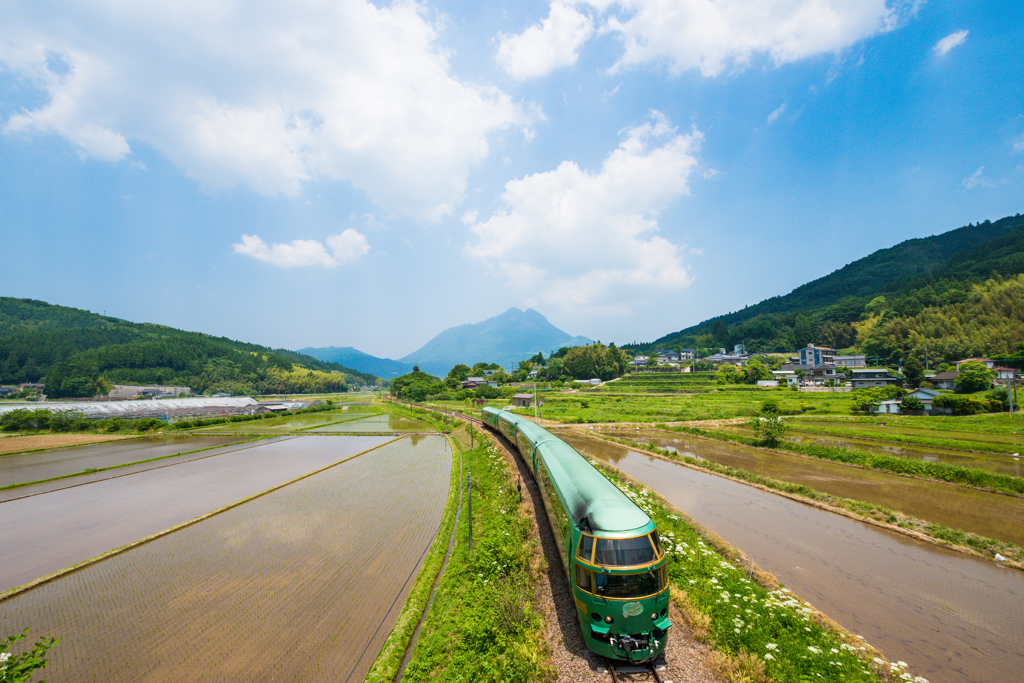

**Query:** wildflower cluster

left=595, top=461, right=926, bottom=683
left=1, top=629, right=59, bottom=683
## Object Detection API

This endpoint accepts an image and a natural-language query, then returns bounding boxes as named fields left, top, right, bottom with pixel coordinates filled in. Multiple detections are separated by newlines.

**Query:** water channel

left=561, top=433, right=1024, bottom=683
left=591, top=429, right=1024, bottom=546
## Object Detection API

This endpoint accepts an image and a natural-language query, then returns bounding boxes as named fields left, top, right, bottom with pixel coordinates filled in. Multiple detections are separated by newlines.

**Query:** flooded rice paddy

left=306, top=413, right=434, bottom=432
left=0, top=435, right=393, bottom=592
left=194, top=410, right=376, bottom=433
left=0, top=435, right=452, bottom=682
left=0, top=435, right=245, bottom=488
left=564, top=434, right=1024, bottom=683
left=594, top=429, right=1024, bottom=546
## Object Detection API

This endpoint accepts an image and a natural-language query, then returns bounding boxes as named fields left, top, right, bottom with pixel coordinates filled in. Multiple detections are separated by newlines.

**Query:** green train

left=481, top=407, right=671, bottom=663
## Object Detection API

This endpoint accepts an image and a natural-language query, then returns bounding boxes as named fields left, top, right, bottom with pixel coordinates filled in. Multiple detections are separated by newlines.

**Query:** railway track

left=607, top=661, right=665, bottom=683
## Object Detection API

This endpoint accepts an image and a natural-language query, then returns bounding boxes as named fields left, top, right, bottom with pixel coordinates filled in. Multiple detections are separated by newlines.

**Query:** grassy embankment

left=595, top=460, right=913, bottom=683
left=366, top=423, right=551, bottom=682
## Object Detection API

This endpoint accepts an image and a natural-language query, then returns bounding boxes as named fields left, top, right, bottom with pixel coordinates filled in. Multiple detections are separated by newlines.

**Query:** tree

left=711, top=319, right=728, bottom=345
left=750, top=399, right=786, bottom=447
left=901, top=395, right=924, bottom=411
left=955, top=361, right=994, bottom=393
left=903, top=357, right=924, bottom=388
left=447, top=364, right=471, bottom=381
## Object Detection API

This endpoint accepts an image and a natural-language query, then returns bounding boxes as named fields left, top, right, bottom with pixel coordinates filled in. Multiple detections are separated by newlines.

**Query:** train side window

left=577, top=534, right=594, bottom=562
left=575, top=563, right=592, bottom=592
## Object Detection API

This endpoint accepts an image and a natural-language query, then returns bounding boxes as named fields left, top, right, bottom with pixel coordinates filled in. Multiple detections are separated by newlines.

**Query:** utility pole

left=1008, top=378, right=1015, bottom=417
left=467, top=473, right=473, bottom=554
left=924, top=345, right=929, bottom=372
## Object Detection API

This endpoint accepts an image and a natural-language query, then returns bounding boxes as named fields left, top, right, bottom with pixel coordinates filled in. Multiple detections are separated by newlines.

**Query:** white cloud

left=767, top=103, right=787, bottom=123
left=1012, top=134, right=1024, bottom=154
left=586, top=0, right=912, bottom=76
left=466, top=112, right=698, bottom=314
left=0, top=1, right=530, bottom=219
left=932, top=30, right=968, bottom=57
left=497, top=1, right=595, bottom=80
left=233, top=229, right=369, bottom=268
left=962, top=167, right=995, bottom=190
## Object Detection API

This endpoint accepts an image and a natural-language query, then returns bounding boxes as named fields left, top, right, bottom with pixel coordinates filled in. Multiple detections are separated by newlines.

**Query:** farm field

left=0, top=434, right=393, bottom=592
left=433, top=385, right=856, bottom=424
left=718, top=424, right=1022, bottom=476
left=0, top=435, right=452, bottom=682
left=192, top=409, right=378, bottom=433
left=0, top=433, right=136, bottom=456
left=564, top=430, right=1024, bottom=546
left=788, top=415, right=1024, bottom=450
left=306, top=413, right=434, bottom=432
left=0, top=435, right=245, bottom=489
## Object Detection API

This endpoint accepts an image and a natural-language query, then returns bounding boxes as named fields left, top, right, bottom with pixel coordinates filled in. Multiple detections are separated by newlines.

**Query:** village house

left=799, top=344, right=835, bottom=367
left=929, top=371, right=958, bottom=391
left=850, top=368, right=902, bottom=389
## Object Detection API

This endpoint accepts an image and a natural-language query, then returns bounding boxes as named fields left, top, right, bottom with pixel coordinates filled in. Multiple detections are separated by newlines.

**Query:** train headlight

left=651, top=613, right=657, bottom=620
left=604, top=615, right=614, bottom=624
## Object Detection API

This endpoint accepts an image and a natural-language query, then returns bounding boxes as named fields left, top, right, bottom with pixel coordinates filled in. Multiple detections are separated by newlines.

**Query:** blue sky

left=1, top=1, right=1021, bottom=360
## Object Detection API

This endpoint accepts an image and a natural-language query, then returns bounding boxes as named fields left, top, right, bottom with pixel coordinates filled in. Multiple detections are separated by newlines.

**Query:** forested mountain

left=630, top=213, right=1024, bottom=365
left=298, top=346, right=414, bottom=379
left=0, top=298, right=380, bottom=397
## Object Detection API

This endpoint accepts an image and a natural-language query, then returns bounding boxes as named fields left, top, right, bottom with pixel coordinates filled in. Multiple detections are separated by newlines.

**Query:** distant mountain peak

left=398, top=308, right=591, bottom=376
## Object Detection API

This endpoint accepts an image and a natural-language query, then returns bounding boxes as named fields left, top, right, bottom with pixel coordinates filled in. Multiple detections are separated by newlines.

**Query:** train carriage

left=482, top=407, right=670, bottom=662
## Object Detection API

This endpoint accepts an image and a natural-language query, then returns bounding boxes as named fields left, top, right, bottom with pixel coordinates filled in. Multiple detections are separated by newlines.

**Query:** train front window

left=592, top=566, right=666, bottom=599
left=593, top=535, right=657, bottom=566
left=577, top=534, right=594, bottom=562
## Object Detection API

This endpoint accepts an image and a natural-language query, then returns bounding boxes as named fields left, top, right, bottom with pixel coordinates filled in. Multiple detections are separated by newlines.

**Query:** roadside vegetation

left=376, top=428, right=551, bottom=682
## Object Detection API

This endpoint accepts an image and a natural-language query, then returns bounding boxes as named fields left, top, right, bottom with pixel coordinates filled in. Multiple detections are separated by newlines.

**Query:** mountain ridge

left=397, top=307, right=592, bottom=376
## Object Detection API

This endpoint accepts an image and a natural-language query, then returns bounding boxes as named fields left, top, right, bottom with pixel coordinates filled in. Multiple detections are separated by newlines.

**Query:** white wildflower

left=766, top=643, right=778, bottom=651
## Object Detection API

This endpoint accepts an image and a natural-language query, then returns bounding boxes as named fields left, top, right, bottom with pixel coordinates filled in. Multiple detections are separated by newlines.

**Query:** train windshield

left=592, top=566, right=667, bottom=599
left=593, top=534, right=659, bottom=566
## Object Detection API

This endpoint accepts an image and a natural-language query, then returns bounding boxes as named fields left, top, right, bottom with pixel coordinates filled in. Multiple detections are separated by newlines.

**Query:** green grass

left=796, top=412, right=1023, bottom=436
left=392, top=436, right=551, bottom=682
left=363, top=433, right=463, bottom=682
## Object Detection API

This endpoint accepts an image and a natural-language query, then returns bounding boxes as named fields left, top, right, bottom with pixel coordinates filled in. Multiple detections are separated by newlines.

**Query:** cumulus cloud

left=0, top=1, right=530, bottom=218
left=497, top=1, right=594, bottom=80
left=932, top=29, right=968, bottom=57
left=233, top=229, right=369, bottom=268
left=466, top=112, right=698, bottom=314
left=578, top=0, right=914, bottom=77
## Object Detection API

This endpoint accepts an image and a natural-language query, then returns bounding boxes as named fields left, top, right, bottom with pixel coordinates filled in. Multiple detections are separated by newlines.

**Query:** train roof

left=495, top=410, right=651, bottom=536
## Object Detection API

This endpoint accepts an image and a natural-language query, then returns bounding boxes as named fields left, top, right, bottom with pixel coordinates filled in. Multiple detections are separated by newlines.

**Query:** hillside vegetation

left=635, top=214, right=1024, bottom=364
left=0, top=298, right=380, bottom=397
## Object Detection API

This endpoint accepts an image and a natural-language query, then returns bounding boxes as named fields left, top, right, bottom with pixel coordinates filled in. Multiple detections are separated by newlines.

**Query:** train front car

left=481, top=406, right=670, bottom=663
left=572, top=517, right=670, bottom=662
